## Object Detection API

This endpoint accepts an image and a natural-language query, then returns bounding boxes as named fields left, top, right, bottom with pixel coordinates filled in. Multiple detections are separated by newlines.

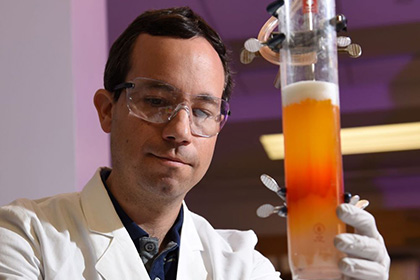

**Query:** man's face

left=105, top=34, right=225, bottom=202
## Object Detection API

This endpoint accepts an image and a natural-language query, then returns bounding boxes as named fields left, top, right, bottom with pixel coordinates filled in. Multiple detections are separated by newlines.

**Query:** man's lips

left=152, top=154, right=191, bottom=166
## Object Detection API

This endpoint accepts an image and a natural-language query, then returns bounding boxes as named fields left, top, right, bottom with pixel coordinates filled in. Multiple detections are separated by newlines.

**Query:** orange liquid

left=283, top=95, right=345, bottom=279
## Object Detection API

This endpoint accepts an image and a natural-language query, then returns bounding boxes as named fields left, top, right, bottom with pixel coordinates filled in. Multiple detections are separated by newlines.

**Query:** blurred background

left=1, top=0, right=419, bottom=279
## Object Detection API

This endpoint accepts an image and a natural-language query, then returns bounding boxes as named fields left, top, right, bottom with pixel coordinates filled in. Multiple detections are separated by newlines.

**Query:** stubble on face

left=106, top=34, right=225, bottom=207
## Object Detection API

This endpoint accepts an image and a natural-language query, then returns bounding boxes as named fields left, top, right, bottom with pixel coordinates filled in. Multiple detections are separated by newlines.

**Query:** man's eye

left=144, top=97, right=168, bottom=107
left=193, top=108, right=213, bottom=119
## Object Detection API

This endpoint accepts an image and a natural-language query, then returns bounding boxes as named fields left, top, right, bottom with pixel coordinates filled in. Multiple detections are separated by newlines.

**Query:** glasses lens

left=127, top=78, right=177, bottom=122
left=189, top=97, right=229, bottom=136
left=126, top=77, right=230, bottom=137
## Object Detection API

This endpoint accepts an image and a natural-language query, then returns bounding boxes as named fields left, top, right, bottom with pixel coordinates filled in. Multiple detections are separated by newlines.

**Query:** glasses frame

left=113, top=77, right=231, bottom=137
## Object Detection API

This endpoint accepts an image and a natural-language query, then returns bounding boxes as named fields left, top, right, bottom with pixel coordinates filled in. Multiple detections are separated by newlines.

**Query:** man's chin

left=145, top=176, right=192, bottom=198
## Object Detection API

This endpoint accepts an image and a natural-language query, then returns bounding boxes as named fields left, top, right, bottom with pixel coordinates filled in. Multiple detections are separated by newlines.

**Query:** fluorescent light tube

left=260, top=122, right=420, bottom=160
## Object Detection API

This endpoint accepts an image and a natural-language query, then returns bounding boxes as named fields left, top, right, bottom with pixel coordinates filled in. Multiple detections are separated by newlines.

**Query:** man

left=0, top=7, right=389, bottom=280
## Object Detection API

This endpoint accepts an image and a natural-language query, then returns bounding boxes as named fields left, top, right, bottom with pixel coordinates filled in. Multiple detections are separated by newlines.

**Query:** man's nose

left=168, top=103, right=191, bottom=122
left=162, top=104, right=193, bottom=144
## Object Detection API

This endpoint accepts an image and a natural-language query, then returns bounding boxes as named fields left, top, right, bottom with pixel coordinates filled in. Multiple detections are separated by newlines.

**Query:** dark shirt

left=100, top=169, right=183, bottom=280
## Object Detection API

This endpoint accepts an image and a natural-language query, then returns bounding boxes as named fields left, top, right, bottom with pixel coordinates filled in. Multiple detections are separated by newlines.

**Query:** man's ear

left=94, top=89, right=114, bottom=133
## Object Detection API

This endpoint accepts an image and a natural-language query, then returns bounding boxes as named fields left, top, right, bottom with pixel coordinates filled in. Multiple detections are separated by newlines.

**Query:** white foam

left=282, top=80, right=340, bottom=107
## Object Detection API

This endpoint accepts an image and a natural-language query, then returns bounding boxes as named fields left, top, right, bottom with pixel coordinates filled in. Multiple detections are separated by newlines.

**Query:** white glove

left=335, top=203, right=391, bottom=280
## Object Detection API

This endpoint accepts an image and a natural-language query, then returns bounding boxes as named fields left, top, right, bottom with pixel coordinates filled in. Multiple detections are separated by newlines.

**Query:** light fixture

left=260, top=122, right=420, bottom=160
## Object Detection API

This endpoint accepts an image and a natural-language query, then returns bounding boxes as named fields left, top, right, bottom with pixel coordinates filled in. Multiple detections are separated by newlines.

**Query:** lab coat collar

left=177, top=202, right=208, bottom=280
left=80, top=168, right=209, bottom=280
left=81, top=168, right=149, bottom=279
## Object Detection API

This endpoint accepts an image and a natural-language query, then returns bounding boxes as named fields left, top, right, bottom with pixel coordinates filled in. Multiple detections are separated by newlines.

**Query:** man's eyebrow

left=145, top=83, right=174, bottom=91
left=194, top=94, right=220, bottom=103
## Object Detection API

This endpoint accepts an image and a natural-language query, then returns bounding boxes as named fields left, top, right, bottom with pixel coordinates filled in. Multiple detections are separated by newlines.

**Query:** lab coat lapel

left=177, top=203, right=208, bottom=280
left=81, top=170, right=150, bottom=280
left=94, top=228, right=149, bottom=280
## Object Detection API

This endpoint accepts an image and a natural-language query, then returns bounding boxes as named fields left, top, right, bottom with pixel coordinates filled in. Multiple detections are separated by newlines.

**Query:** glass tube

left=278, top=0, right=345, bottom=279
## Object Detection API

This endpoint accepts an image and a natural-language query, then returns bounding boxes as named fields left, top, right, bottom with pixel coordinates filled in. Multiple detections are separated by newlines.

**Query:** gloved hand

left=335, top=203, right=391, bottom=280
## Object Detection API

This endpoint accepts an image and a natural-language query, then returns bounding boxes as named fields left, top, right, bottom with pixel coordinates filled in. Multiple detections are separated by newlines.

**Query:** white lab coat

left=0, top=169, right=281, bottom=280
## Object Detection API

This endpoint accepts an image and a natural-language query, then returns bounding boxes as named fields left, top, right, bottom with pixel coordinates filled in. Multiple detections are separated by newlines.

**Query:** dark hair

left=104, top=7, right=233, bottom=102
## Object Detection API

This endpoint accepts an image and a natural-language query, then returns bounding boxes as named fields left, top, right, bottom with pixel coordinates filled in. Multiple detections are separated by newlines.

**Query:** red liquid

left=282, top=81, right=345, bottom=279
